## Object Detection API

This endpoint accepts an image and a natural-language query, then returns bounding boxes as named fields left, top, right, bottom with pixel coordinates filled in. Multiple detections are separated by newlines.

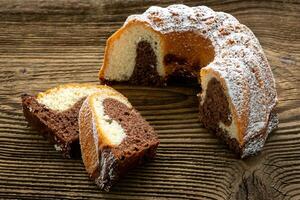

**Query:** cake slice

left=79, top=91, right=159, bottom=191
left=21, top=83, right=119, bottom=158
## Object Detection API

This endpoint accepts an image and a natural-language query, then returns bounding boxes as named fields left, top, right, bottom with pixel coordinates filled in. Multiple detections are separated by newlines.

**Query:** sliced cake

left=98, top=4, right=278, bottom=157
left=79, top=91, right=159, bottom=191
left=21, top=83, right=119, bottom=158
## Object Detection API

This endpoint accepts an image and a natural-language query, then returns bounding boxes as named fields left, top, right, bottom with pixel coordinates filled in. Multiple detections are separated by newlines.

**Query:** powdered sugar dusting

left=125, top=4, right=278, bottom=143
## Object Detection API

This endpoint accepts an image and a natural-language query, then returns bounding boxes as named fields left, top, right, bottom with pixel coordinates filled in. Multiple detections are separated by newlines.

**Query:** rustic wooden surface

left=0, top=0, right=299, bottom=199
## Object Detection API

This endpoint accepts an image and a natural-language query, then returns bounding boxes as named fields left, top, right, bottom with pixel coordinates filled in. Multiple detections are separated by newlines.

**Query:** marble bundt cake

left=79, top=91, right=159, bottom=191
left=99, top=4, right=278, bottom=157
left=21, top=83, right=120, bottom=158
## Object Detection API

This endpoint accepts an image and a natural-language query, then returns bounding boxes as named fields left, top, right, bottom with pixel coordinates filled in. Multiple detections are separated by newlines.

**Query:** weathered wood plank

left=0, top=0, right=299, bottom=199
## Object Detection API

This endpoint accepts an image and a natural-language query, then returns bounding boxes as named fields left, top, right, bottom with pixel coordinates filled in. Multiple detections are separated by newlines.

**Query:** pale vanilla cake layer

left=91, top=93, right=131, bottom=146
left=36, top=83, right=119, bottom=112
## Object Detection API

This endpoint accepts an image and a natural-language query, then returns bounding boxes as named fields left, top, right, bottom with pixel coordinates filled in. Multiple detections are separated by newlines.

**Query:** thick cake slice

left=21, top=83, right=119, bottom=158
left=79, top=92, right=159, bottom=191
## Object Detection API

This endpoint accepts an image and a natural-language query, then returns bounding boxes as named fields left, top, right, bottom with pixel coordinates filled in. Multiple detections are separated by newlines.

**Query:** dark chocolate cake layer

left=163, top=54, right=200, bottom=84
left=21, top=94, right=83, bottom=158
left=199, top=78, right=232, bottom=128
left=129, top=41, right=163, bottom=86
left=103, top=98, right=158, bottom=158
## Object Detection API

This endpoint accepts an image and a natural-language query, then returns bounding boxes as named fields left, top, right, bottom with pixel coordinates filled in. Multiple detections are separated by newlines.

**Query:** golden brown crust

left=79, top=99, right=100, bottom=178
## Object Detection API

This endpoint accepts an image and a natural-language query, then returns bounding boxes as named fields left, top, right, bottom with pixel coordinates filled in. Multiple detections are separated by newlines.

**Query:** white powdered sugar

left=125, top=4, right=278, bottom=143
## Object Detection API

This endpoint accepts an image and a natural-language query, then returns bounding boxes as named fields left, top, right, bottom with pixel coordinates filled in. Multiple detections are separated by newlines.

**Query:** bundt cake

left=99, top=4, right=278, bottom=157
left=21, top=83, right=120, bottom=158
left=79, top=91, right=159, bottom=191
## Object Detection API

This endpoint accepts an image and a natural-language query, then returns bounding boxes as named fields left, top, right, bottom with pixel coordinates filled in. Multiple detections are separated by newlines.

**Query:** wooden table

left=0, top=0, right=299, bottom=199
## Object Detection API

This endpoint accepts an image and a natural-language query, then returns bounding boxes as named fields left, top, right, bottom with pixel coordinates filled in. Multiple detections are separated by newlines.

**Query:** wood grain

left=0, top=0, right=299, bottom=199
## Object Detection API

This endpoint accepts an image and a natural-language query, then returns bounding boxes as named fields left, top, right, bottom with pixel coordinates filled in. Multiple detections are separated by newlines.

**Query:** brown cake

left=79, top=91, right=159, bottom=191
left=21, top=83, right=119, bottom=158
left=99, top=4, right=278, bottom=158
